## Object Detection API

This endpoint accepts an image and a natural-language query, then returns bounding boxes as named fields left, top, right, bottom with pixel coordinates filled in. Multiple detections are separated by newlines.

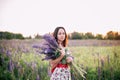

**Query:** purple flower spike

left=36, top=74, right=40, bottom=80
left=6, top=50, right=11, bottom=57
left=44, top=48, right=55, bottom=54
left=43, top=34, right=58, bottom=49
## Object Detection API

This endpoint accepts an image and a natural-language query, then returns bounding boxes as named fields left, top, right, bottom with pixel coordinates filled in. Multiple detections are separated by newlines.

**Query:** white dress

left=50, top=64, right=71, bottom=80
left=50, top=47, right=72, bottom=80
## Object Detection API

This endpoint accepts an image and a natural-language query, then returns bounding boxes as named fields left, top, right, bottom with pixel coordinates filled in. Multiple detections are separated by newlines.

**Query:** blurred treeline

left=0, top=31, right=24, bottom=39
left=0, top=31, right=120, bottom=40
left=68, top=31, right=120, bottom=40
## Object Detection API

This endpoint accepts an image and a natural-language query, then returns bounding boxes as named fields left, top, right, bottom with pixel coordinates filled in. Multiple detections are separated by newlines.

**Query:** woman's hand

left=66, top=56, right=73, bottom=63
left=58, top=48, right=65, bottom=57
left=50, top=48, right=65, bottom=69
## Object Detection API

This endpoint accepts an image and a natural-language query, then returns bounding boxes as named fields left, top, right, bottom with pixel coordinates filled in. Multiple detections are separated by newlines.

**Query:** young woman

left=50, top=27, right=73, bottom=80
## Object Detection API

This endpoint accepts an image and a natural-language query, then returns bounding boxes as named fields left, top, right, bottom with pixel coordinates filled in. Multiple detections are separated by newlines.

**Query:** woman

left=50, top=27, right=73, bottom=80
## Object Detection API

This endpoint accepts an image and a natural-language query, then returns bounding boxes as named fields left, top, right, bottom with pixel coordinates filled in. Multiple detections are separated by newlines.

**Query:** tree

left=96, top=34, right=103, bottom=40
left=106, top=31, right=114, bottom=40
left=71, top=32, right=83, bottom=39
left=15, top=34, right=24, bottom=39
left=105, top=31, right=120, bottom=40
left=0, top=31, right=24, bottom=39
left=34, top=34, right=42, bottom=39
left=25, top=36, right=32, bottom=39
left=84, top=32, right=95, bottom=39
left=114, top=32, right=120, bottom=40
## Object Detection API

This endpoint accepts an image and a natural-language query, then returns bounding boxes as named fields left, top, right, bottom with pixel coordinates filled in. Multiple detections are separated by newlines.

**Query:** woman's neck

left=58, top=40, right=62, bottom=45
left=58, top=41, right=63, bottom=48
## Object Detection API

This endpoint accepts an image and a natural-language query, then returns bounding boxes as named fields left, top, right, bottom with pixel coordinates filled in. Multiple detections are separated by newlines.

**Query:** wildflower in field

left=36, top=74, right=40, bottom=80
left=8, top=59, right=13, bottom=72
left=6, top=50, right=11, bottom=57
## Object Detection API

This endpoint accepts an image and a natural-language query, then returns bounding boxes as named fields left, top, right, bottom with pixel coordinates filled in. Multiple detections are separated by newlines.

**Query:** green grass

left=70, top=46, right=116, bottom=67
left=0, top=40, right=120, bottom=80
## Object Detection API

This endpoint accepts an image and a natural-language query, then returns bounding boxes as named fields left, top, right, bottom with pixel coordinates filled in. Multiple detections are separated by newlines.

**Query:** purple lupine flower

left=6, top=50, right=11, bottom=57
left=32, top=34, right=60, bottom=60
left=44, top=48, right=55, bottom=55
left=0, top=48, right=4, bottom=53
left=8, top=59, right=13, bottom=72
left=33, top=34, right=73, bottom=63
left=36, top=74, right=40, bottom=80
left=42, top=54, right=56, bottom=61
left=100, top=59, right=104, bottom=67
left=42, top=42, right=57, bottom=50
left=47, top=62, right=51, bottom=77
left=43, top=34, right=59, bottom=49
left=32, top=45, right=42, bottom=49
left=98, top=66, right=101, bottom=80
left=33, top=43, right=54, bottom=51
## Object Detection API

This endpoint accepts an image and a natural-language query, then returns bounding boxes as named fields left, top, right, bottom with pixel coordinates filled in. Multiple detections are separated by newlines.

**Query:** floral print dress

left=50, top=63, right=71, bottom=80
left=50, top=47, right=72, bottom=80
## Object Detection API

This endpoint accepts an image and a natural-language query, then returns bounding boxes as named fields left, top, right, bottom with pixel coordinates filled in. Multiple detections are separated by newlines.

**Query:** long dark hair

left=53, top=27, right=68, bottom=47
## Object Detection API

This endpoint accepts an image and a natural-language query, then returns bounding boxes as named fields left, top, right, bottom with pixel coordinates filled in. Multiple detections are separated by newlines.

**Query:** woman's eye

left=58, top=32, right=65, bottom=35
left=58, top=33, right=61, bottom=35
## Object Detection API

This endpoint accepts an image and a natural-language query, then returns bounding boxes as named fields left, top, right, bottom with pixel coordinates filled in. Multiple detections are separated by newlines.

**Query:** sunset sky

left=0, top=0, right=120, bottom=37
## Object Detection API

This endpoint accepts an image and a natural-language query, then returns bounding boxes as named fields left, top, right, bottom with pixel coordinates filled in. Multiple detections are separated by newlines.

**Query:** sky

left=0, top=0, right=120, bottom=37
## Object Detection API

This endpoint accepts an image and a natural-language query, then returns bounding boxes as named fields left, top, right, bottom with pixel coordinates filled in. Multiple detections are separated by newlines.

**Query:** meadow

left=0, top=39, right=120, bottom=80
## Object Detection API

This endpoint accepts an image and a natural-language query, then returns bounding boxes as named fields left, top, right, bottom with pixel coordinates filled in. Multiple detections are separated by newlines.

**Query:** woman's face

left=57, top=28, right=66, bottom=43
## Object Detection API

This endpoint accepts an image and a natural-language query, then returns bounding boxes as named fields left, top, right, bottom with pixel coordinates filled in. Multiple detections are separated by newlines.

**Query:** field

left=0, top=39, right=120, bottom=80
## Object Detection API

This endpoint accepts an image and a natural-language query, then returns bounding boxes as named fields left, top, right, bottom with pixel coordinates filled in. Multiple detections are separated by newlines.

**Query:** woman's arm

left=50, top=49, right=65, bottom=69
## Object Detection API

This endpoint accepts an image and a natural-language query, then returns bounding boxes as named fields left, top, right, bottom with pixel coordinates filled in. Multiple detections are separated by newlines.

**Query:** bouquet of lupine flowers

left=33, top=34, right=71, bottom=64
left=33, top=34, right=87, bottom=79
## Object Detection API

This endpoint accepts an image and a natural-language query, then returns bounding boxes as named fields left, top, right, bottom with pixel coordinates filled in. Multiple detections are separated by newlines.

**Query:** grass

left=0, top=40, right=120, bottom=80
